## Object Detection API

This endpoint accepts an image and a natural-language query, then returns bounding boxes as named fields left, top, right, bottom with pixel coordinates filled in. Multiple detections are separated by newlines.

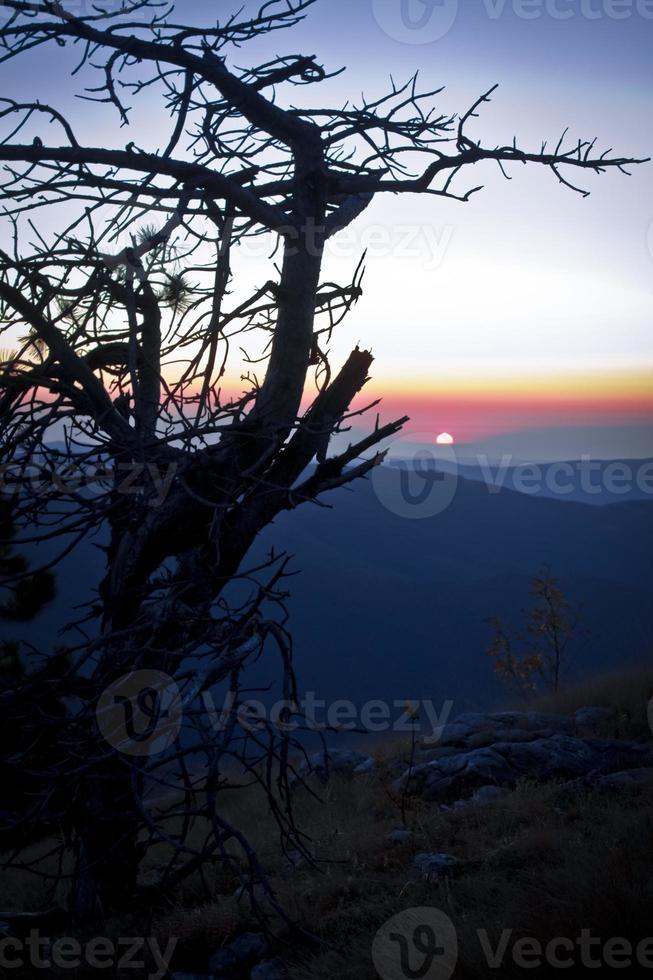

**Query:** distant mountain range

left=384, top=424, right=653, bottom=462
left=8, top=462, right=653, bottom=718
left=389, top=457, right=653, bottom=506
left=252, top=466, right=652, bottom=713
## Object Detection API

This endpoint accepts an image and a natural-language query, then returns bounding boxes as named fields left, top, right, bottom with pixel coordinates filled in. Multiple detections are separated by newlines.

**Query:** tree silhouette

left=0, top=500, right=55, bottom=625
left=0, top=495, right=59, bottom=851
left=0, top=0, right=645, bottom=918
left=486, top=567, right=583, bottom=699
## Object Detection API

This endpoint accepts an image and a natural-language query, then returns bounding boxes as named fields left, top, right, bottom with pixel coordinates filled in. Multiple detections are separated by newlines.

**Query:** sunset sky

left=2, top=0, right=652, bottom=455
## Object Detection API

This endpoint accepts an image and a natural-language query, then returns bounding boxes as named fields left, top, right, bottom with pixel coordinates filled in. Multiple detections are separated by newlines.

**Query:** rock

left=487, top=728, right=539, bottom=743
left=425, top=711, right=574, bottom=749
left=417, top=745, right=460, bottom=763
left=386, top=829, right=413, bottom=845
left=449, top=712, right=491, bottom=727
left=471, top=784, right=512, bottom=804
left=208, top=933, right=268, bottom=976
left=414, top=852, right=459, bottom=878
left=395, top=746, right=512, bottom=801
left=397, top=735, right=651, bottom=803
left=589, top=767, right=653, bottom=790
left=491, top=712, right=574, bottom=733
left=250, top=958, right=288, bottom=980
left=574, top=706, right=616, bottom=733
left=465, top=731, right=498, bottom=749
left=353, top=756, right=376, bottom=774
left=427, top=721, right=474, bottom=747
left=491, top=736, right=648, bottom=781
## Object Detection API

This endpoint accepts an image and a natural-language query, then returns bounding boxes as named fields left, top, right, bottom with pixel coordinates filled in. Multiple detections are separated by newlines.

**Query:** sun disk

left=436, top=432, right=454, bottom=445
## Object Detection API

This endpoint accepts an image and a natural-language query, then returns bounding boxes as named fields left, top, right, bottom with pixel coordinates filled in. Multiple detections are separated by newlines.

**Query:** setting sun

left=436, top=432, right=455, bottom=445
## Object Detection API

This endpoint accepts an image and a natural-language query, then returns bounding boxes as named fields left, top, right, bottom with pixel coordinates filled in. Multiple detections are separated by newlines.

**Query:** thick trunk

left=249, top=213, right=324, bottom=439
left=73, top=756, right=142, bottom=917
left=79, top=192, right=326, bottom=918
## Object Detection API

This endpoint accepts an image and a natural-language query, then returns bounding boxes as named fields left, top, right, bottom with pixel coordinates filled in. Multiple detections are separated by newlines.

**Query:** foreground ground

left=2, top=664, right=652, bottom=979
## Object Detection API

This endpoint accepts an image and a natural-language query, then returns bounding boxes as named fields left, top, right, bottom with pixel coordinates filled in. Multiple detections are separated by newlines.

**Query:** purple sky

left=1, top=0, right=651, bottom=454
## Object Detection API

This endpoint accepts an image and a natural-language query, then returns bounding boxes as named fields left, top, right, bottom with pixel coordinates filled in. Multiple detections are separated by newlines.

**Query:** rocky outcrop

left=395, top=705, right=652, bottom=803
left=573, top=705, right=617, bottom=732
left=591, top=767, right=653, bottom=789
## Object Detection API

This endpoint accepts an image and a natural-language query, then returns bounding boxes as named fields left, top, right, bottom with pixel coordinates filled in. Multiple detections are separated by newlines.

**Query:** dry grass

left=138, top=757, right=653, bottom=978
left=3, top=665, right=652, bottom=978
left=272, top=777, right=653, bottom=979
left=533, top=660, right=653, bottom=738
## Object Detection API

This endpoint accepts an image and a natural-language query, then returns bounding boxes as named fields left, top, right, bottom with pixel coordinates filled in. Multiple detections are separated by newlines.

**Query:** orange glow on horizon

left=358, top=367, right=653, bottom=442
left=157, top=363, right=653, bottom=444
left=372, top=366, right=653, bottom=400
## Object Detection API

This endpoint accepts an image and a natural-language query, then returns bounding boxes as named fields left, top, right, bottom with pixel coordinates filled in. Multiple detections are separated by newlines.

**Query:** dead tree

left=0, top=0, right=645, bottom=919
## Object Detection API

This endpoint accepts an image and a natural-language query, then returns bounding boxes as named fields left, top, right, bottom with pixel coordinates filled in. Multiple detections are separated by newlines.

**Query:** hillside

left=12, top=465, right=653, bottom=715
left=249, top=467, right=652, bottom=711
left=389, top=456, right=653, bottom=506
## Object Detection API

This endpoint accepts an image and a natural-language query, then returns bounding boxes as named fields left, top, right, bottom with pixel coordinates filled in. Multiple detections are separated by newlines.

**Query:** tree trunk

left=74, top=756, right=143, bottom=917
left=74, top=206, right=325, bottom=918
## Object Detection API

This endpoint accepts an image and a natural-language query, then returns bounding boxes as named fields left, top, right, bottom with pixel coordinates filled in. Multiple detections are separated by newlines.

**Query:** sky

left=1, top=0, right=652, bottom=455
